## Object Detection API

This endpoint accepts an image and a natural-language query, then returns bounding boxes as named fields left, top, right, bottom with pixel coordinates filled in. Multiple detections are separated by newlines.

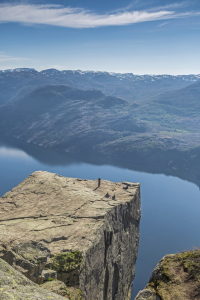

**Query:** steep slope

left=153, top=79, right=200, bottom=110
left=135, top=250, right=200, bottom=300
left=130, top=80, right=200, bottom=132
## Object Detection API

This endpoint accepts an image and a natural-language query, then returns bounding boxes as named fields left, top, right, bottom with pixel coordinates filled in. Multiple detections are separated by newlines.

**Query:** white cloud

left=148, top=1, right=190, bottom=12
left=0, top=3, right=197, bottom=28
left=158, top=22, right=169, bottom=27
left=0, top=52, right=31, bottom=62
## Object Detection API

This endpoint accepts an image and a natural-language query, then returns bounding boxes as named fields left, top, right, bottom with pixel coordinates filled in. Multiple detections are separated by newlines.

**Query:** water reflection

left=0, top=146, right=31, bottom=159
left=1, top=134, right=200, bottom=299
left=1, top=134, right=200, bottom=189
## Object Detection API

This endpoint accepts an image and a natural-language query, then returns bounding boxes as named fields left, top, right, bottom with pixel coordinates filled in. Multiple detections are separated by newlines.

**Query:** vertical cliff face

left=0, top=172, right=141, bottom=300
left=80, top=182, right=140, bottom=300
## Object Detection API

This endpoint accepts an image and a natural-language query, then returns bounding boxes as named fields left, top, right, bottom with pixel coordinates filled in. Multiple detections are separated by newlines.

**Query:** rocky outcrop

left=135, top=250, right=200, bottom=300
left=2, top=241, right=52, bottom=284
left=0, top=258, right=68, bottom=299
left=134, top=289, right=158, bottom=300
left=42, top=280, right=83, bottom=299
left=0, top=171, right=141, bottom=300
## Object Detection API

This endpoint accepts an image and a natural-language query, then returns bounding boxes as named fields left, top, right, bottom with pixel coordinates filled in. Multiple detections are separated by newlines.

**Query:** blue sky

left=0, top=0, right=200, bottom=74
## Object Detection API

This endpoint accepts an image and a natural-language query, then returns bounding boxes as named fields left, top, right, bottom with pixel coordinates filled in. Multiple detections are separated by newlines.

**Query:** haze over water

left=0, top=135, right=200, bottom=299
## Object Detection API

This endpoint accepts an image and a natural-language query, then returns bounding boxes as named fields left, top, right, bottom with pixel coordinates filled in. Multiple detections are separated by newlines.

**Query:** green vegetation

left=65, top=287, right=83, bottom=300
left=52, top=251, right=82, bottom=273
left=176, top=250, right=200, bottom=285
left=146, top=249, right=200, bottom=300
left=47, top=278, right=54, bottom=281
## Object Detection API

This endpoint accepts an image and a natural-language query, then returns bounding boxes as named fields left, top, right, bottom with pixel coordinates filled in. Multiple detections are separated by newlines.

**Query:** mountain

left=130, top=80, right=200, bottom=133
left=0, top=84, right=147, bottom=152
left=0, top=68, right=200, bottom=106
left=152, top=79, right=200, bottom=113
left=0, top=78, right=200, bottom=176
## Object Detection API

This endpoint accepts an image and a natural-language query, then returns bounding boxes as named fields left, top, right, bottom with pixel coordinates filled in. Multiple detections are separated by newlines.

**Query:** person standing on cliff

left=98, top=178, right=101, bottom=188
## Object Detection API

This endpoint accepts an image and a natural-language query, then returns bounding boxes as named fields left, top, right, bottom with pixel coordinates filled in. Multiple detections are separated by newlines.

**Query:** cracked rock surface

left=0, top=171, right=141, bottom=300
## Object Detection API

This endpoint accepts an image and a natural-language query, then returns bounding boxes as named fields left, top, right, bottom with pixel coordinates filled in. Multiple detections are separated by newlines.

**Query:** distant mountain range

left=0, top=84, right=146, bottom=152
left=0, top=68, right=200, bottom=176
left=0, top=68, right=200, bottom=106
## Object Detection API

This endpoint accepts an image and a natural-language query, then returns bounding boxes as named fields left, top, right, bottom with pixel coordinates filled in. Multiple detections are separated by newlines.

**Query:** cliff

left=134, top=249, right=200, bottom=300
left=0, top=171, right=141, bottom=300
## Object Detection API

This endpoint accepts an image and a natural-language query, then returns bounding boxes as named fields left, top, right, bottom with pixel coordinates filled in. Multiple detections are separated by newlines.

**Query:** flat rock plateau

left=0, top=171, right=141, bottom=300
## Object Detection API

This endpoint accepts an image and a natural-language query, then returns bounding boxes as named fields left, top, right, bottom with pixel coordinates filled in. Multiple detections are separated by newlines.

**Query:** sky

left=1, top=0, right=200, bottom=74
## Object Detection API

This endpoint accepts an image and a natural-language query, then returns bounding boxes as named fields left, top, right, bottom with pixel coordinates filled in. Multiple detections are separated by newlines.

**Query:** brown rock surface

left=135, top=250, right=200, bottom=300
left=0, top=171, right=141, bottom=300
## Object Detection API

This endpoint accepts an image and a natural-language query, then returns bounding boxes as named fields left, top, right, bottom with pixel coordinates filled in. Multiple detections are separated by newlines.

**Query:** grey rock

left=0, top=258, right=68, bottom=299
left=2, top=242, right=51, bottom=284
left=134, top=254, right=176, bottom=300
left=41, top=280, right=68, bottom=297
left=148, top=254, right=175, bottom=283
left=42, top=269, right=57, bottom=281
left=0, top=171, right=141, bottom=300
left=135, top=289, right=157, bottom=300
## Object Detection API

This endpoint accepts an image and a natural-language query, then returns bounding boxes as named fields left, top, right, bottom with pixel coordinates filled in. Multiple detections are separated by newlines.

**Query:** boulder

left=0, top=258, right=68, bottom=299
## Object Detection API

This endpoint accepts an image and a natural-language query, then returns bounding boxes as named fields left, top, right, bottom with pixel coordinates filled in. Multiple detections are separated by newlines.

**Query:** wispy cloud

left=148, top=1, right=191, bottom=12
left=121, top=1, right=190, bottom=12
left=0, top=52, right=31, bottom=62
left=158, top=22, right=169, bottom=27
left=0, top=3, right=198, bottom=28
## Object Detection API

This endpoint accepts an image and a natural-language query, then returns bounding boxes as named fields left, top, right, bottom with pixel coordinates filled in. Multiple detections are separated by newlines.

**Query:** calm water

left=0, top=135, right=200, bottom=299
